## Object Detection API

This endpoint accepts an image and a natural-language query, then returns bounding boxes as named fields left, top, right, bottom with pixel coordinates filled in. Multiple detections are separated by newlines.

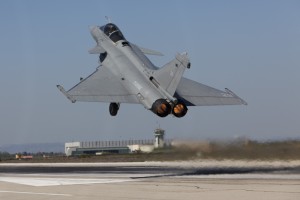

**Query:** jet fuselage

left=89, top=24, right=184, bottom=117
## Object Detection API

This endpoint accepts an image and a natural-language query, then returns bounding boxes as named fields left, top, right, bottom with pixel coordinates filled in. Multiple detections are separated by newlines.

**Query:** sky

left=0, top=0, right=300, bottom=145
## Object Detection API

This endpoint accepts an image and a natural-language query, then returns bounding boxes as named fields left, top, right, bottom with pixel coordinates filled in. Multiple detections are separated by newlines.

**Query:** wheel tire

left=109, top=103, right=119, bottom=116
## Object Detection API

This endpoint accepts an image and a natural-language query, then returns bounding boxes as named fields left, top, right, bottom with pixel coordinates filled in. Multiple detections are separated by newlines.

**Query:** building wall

left=65, top=139, right=173, bottom=156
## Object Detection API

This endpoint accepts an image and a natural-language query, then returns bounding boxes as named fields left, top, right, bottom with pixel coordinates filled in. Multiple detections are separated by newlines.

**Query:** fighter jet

left=57, top=22, right=247, bottom=118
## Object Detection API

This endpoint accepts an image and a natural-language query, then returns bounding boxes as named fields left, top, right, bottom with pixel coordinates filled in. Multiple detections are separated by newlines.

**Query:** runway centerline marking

left=0, top=190, right=72, bottom=196
left=0, top=177, right=132, bottom=186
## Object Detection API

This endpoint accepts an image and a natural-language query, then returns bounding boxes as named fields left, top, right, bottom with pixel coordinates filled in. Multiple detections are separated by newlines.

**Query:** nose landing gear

left=109, top=102, right=120, bottom=116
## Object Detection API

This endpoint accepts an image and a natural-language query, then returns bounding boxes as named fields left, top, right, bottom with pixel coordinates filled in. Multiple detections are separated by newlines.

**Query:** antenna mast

left=105, top=16, right=112, bottom=23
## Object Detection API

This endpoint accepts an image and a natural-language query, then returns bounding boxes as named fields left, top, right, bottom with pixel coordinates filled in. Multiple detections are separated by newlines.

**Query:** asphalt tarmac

left=0, top=160, right=300, bottom=200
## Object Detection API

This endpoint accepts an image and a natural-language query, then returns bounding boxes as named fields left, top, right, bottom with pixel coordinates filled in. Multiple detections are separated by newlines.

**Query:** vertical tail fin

left=152, top=53, right=190, bottom=96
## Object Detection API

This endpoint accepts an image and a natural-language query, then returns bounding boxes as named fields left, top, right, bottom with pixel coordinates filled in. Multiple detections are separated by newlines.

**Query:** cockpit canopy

left=101, top=23, right=126, bottom=43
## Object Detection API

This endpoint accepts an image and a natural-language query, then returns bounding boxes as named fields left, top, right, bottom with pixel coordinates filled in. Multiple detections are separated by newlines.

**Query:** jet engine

left=172, top=101, right=188, bottom=118
left=151, top=99, right=171, bottom=117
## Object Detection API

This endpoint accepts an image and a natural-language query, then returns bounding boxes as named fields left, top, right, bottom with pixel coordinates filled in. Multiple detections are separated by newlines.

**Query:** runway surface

left=0, top=160, right=300, bottom=200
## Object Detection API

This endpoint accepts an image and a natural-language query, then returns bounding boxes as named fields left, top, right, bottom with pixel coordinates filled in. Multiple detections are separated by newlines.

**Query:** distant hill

left=0, top=143, right=64, bottom=154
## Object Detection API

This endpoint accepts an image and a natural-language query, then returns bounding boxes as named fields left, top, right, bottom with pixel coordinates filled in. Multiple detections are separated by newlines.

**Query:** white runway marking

left=0, top=177, right=131, bottom=186
left=0, top=190, right=72, bottom=196
left=178, top=174, right=300, bottom=180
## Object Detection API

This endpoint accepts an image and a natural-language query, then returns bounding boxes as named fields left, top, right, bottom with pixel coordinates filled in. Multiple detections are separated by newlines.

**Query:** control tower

left=154, top=128, right=165, bottom=148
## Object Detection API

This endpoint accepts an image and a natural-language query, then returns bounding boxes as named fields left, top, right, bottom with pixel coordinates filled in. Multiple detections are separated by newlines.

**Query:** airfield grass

left=1, top=140, right=300, bottom=163
left=200, top=140, right=300, bottom=160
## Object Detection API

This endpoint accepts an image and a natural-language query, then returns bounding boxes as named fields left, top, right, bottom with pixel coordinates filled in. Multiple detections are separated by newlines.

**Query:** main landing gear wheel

left=109, top=103, right=120, bottom=116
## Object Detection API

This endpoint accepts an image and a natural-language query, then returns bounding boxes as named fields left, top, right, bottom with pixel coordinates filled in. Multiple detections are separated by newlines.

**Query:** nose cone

left=89, top=25, right=106, bottom=44
left=89, top=26, right=99, bottom=42
left=89, top=25, right=97, bottom=32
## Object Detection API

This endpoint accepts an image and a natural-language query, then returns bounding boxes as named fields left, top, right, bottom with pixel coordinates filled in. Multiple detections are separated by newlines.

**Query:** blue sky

left=0, top=0, right=300, bottom=145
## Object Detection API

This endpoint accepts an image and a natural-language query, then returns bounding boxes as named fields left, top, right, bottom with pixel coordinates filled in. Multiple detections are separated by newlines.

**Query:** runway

left=0, top=160, right=300, bottom=200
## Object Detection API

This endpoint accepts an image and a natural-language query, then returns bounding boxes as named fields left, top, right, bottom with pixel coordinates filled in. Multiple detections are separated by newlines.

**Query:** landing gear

left=109, top=102, right=120, bottom=116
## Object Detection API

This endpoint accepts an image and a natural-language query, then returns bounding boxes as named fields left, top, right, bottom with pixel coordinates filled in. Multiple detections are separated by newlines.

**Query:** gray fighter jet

left=57, top=23, right=247, bottom=118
